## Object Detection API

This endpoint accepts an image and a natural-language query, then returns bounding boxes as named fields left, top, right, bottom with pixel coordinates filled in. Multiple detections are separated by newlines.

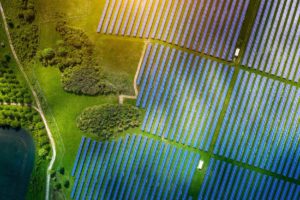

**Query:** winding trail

left=0, top=3, right=56, bottom=200
left=119, top=40, right=149, bottom=104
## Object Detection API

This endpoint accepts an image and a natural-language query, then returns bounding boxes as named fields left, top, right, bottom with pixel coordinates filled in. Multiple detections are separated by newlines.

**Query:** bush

left=77, top=104, right=141, bottom=138
left=10, top=120, right=20, bottom=128
left=41, top=48, right=55, bottom=60
left=8, top=20, right=14, bottom=28
left=38, top=148, right=48, bottom=158
left=4, top=54, right=11, bottom=62
left=59, top=167, right=64, bottom=175
left=37, top=48, right=55, bottom=66
left=24, top=9, right=35, bottom=23
left=50, top=170, right=56, bottom=178
left=54, top=183, right=61, bottom=190
left=63, top=180, right=69, bottom=188
left=11, top=24, right=39, bottom=61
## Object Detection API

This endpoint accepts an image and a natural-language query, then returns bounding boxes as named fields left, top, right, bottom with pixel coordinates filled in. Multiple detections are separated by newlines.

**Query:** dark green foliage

left=37, top=48, right=56, bottom=66
left=18, top=8, right=35, bottom=23
left=11, top=25, right=39, bottom=61
left=0, top=62, right=32, bottom=104
left=1, top=1, right=48, bottom=198
left=40, top=48, right=55, bottom=60
left=38, top=17, right=133, bottom=96
left=6, top=0, right=38, bottom=61
left=52, top=19, right=94, bottom=71
left=37, top=31, right=93, bottom=71
left=4, top=54, right=11, bottom=62
left=77, top=104, right=141, bottom=138
left=59, top=167, right=64, bottom=175
left=0, top=105, right=50, bottom=199
left=0, top=105, right=51, bottom=163
left=23, top=8, right=35, bottom=23
left=50, top=170, right=56, bottom=178
left=63, top=180, right=69, bottom=188
left=61, top=65, right=116, bottom=96
left=104, top=71, right=134, bottom=95
left=54, top=183, right=61, bottom=190
left=61, top=64, right=133, bottom=96
left=50, top=166, right=69, bottom=194
left=7, top=19, right=14, bottom=29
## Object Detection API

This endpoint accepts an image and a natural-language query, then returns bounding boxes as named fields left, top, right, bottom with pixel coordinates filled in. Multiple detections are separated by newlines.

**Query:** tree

left=61, top=65, right=115, bottom=96
left=63, top=180, right=69, bottom=188
left=54, top=183, right=61, bottom=190
left=41, top=48, right=55, bottom=60
left=4, top=54, right=11, bottom=62
left=38, top=148, right=48, bottom=158
left=10, top=120, right=21, bottom=128
left=59, top=167, right=65, bottom=175
left=24, top=9, right=35, bottom=23
left=77, top=104, right=141, bottom=138
left=7, top=20, right=14, bottom=28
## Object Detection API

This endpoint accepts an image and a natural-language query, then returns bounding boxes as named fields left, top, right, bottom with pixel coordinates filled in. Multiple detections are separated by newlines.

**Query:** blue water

left=0, top=128, right=34, bottom=200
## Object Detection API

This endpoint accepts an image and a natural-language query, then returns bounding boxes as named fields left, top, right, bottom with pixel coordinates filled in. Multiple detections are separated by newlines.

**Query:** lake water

left=0, top=128, right=35, bottom=200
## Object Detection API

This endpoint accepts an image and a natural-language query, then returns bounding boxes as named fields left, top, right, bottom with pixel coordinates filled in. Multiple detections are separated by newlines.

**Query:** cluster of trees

left=0, top=59, right=32, bottom=104
left=38, top=19, right=94, bottom=72
left=3, top=0, right=51, bottom=198
left=8, top=0, right=39, bottom=61
left=50, top=167, right=70, bottom=194
left=0, top=106, right=32, bottom=128
left=62, top=65, right=116, bottom=96
left=37, top=17, right=133, bottom=96
left=77, top=104, right=141, bottom=139
left=0, top=105, right=50, bottom=156
left=0, top=105, right=51, bottom=199
left=0, top=105, right=50, bottom=198
left=17, top=1, right=36, bottom=24
left=22, top=105, right=51, bottom=199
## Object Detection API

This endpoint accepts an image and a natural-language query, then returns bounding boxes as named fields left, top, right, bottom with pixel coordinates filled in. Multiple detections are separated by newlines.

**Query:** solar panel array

left=136, top=43, right=234, bottom=151
left=197, top=158, right=300, bottom=199
left=72, top=1, right=300, bottom=198
left=97, top=0, right=250, bottom=60
left=242, top=0, right=300, bottom=82
left=214, top=70, right=300, bottom=179
left=71, top=135, right=200, bottom=200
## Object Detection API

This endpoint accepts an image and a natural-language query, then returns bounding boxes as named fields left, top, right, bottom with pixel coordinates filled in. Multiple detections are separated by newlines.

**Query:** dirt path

left=119, top=40, right=149, bottom=104
left=0, top=3, right=56, bottom=200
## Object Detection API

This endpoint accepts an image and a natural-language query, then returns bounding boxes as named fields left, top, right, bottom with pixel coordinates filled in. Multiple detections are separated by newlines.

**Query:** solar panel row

left=198, top=158, right=300, bottom=200
left=214, top=70, right=300, bottom=179
left=71, top=135, right=199, bottom=200
left=97, top=0, right=250, bottom=61
left=242, top=0, right=300, bottom=82
left=136, top=43, right=234, bottom=151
